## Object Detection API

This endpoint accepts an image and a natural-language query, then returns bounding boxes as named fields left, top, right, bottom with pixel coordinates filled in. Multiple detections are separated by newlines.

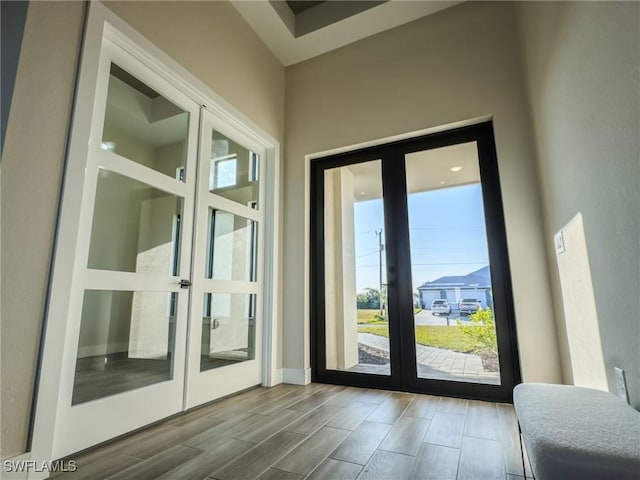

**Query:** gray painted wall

left=1, top=1, right=86, bottom=458
left=515, top=1, right=640, bottom=408
left=284, top=2, right=562, bottom=384
left=1, top=0, right=284, bottom=458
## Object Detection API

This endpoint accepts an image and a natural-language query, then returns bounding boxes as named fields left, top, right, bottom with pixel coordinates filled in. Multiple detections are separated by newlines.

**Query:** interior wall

left=514, top=1, right=640, bottom=408
left=103, top=1, right=285, bottom=142
left=80, top=178, right=140, bottom=357
left=1, top=0, right=285, bottom=459
left=0, top=2, right=86, bottom=459
left=283, top=1, right=563, bottom=384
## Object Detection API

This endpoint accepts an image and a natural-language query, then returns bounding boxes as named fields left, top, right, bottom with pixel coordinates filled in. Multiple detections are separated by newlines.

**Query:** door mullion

left=381, top=154, right=416, bottom=390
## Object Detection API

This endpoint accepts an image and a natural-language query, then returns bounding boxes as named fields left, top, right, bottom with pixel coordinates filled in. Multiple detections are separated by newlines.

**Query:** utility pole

left=375, top=229, right=384, bottom=316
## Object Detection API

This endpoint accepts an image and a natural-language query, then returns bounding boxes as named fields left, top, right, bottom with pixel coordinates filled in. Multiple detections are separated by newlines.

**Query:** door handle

left=387, top=265, right=396, bottom=288
left=179, top=279, right=192, bottom=289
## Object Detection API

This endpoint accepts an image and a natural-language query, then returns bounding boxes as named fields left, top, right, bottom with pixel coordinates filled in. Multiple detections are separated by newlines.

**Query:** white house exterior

left=417, top=266, right=493, bottom=311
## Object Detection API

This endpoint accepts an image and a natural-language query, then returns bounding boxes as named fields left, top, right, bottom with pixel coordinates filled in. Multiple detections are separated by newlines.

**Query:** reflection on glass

left=405, top=142, right=500, bottom=385
left=201, top=293, right=256, bottom=371
left=205, top=209, right=257, bottom=282
left=324, top=160, right=390, bottom=375
left=73, top=290, right=176, bottom=404
left=209, top=129, right=259, bottom=208
left=101, top=63, right=189, bottom=180
left=87, top=169, right=183, bottom=274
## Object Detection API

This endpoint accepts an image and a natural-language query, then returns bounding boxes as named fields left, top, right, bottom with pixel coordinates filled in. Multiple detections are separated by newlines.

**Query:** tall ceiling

left=232, top=1, right=463, bottom=66
left=286, top=1, right=324, bottom=15
left=345, top=142, right=481, bottom=202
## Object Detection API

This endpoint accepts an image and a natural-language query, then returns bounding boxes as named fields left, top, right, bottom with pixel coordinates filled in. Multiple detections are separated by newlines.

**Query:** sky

left=354, top=183, right=490, bottom=294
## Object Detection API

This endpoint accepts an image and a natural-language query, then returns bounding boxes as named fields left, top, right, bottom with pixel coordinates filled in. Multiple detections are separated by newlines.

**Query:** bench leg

left=518, top=422, right=532, bottom=479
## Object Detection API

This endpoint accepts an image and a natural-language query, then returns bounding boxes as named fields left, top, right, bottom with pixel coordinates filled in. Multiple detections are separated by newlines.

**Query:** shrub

left=457, top=308, right=497, bottom=353
left=356, top=288, right=381, bottom=309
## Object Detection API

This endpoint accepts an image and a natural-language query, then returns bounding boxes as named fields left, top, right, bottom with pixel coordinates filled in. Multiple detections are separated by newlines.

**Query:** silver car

left=431, top=299, right=451, bottom=316
left=459, top=298, right=482, bottom=315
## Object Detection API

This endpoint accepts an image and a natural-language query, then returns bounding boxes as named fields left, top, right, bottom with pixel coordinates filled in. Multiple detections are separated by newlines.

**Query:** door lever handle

left=179, top=279, right=192, bottom=289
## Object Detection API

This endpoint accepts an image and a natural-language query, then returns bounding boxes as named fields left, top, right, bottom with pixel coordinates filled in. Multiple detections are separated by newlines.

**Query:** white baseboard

left=262, top=367, right=283, bottom=387
left=270, top=368, right=283, bottom=386
left=283, top=368, right=311, bottom=385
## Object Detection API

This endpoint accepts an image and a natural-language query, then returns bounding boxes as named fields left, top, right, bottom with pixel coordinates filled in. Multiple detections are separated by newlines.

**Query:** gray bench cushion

left=514, top=383, right=640, bottom=480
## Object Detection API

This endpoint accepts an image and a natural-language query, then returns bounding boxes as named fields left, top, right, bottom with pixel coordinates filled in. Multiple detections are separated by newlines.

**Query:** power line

left=357, top=261, right=487, bottom=267
left=408, top=226, right=486, bottom=230
left=375, top=229, right=384, bottom=315
left=411, top=262, right=487, bottom=266
left=356, top=249, right=379, bottom=258
left=409, top=246, right=488, bottom=250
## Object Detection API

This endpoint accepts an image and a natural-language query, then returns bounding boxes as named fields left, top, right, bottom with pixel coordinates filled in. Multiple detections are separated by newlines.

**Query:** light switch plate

left=554, top=230, right=565, bottom=255
left=615, top=367, right=630, bottom=404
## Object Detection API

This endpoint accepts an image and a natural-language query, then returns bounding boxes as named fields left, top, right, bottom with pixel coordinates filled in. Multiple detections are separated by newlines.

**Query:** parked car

left=431, top=299, right=451, bottom=316
left=458, top=298, right=482, bottom=315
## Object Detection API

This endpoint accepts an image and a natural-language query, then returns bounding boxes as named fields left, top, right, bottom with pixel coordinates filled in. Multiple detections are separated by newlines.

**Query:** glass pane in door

left=73, top=290, right=177, bottom=404
left=205, top=208, right=258, bottom=282
left=87, top=169, right=183, bottom=275
left=405, top=142, right=500, bottom=384
left=101, top=63, right=189, bottom=180
left=324, top=160, right=390, bottom=375
left=200, top=293, right=256, bottom=371
left=209, top=129, right=260, bottom=208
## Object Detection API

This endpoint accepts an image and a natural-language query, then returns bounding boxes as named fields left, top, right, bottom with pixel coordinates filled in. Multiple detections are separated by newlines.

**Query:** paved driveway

left=413, top=309, right=472, bottom=326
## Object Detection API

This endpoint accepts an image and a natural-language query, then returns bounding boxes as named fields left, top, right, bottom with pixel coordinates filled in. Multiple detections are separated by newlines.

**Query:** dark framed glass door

left=310, top=122, right=521, bottom=402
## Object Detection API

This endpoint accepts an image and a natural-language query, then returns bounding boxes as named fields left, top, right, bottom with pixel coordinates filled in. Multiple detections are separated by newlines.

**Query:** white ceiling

left=232, top=0, right=463, bottom=66
left=342, top=141, right=480, bottom=202
left=104, top=75, right=188, bottom=148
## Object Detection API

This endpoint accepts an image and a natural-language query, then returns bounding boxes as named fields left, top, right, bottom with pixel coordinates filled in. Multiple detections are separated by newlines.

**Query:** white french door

left=40, top=36, right=266, bottom=460
left=50, top=39, right=199, bottom=457
left=185, top=110, right=265, bottom=408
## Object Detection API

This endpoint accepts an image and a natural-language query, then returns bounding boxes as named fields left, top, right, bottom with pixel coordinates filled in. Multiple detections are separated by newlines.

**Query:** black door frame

left=310, top=121, right=521, bottom=403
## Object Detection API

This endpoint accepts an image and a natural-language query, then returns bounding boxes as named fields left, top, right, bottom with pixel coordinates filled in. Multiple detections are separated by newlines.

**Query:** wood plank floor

left=53, top=384, right=533, bottom=480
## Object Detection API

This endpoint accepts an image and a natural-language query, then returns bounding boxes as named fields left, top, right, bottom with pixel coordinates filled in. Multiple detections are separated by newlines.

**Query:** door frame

left=30, top=2, right=281, bottom=471
left=310, top=121, right=521, bottom=403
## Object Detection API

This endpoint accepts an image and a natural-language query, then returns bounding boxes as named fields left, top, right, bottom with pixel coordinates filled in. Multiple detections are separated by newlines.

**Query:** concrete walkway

left=357, top=332, right=500, bottom=385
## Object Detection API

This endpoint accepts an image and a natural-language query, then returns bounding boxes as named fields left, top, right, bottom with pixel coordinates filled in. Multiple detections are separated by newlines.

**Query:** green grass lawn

left=358, top=325, right=478, bottom=353
left=357, top=309, right=384, bottom=324
left=357, top=308, right=422, bottom=324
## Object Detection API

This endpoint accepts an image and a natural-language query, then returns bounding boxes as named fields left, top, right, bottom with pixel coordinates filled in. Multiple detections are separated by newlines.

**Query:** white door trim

left=30, top=2, right=281, bottom=474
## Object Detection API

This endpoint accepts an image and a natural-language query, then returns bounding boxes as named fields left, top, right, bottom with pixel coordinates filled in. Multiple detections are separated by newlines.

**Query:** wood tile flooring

left=54, top=383, right=533, bottom=480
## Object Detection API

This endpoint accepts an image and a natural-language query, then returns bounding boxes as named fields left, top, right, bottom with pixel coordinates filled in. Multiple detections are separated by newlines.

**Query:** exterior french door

left=311, top=122, right=521, bottom=402
left=37, top=38, right=265, bottom=460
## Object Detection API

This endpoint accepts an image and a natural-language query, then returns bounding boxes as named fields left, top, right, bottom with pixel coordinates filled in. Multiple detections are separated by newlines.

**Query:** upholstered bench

left=513, top=383, right=640, bottom=479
